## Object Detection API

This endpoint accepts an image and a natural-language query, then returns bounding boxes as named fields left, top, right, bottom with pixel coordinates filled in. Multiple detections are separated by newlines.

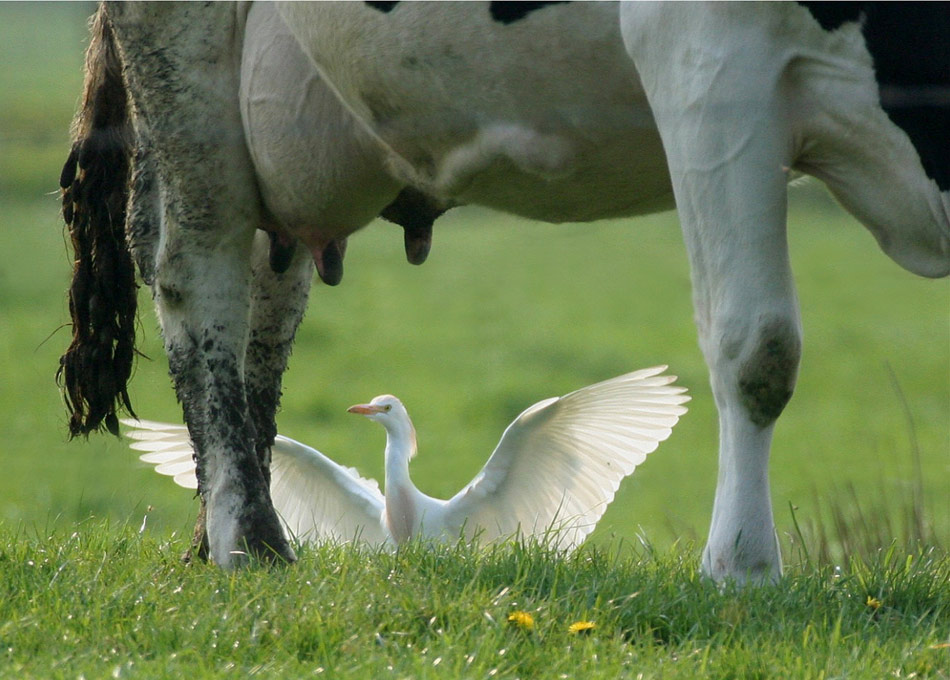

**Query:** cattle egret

left=126, top=366, right=688, bottom=549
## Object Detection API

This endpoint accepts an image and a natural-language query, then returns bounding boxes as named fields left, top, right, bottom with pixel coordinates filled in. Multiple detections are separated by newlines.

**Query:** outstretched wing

left=267, top=434, right=388, bottom=546
left=124, top=419, right=199, bottom=489
left=440, top=366, right=689, bottom=551
left=123, top=419, right=388, bottom=546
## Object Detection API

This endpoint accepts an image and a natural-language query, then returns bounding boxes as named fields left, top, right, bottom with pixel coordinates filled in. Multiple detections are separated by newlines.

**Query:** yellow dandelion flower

left=507, top=611, right=535, bottom=631
left=568, top=620, right=596, bottom=634
left=866, top=596, right=882, bottom=610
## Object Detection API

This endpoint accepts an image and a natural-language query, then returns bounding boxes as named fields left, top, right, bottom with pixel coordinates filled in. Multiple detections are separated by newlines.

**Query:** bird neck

left=382, top=419, right=420, bottom=544
left=383, top=418, right=418, bottom=493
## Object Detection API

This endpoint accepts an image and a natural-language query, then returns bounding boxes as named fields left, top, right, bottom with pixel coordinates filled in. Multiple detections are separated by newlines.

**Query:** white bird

left=125, top=366, right=689, bottom=550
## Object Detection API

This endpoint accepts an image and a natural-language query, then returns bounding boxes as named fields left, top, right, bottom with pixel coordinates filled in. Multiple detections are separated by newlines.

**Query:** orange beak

left=347, top=403, right=384, bottom=415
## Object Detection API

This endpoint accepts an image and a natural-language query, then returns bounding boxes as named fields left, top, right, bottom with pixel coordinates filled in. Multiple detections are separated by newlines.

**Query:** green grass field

left=2, top=526, right=948, bottom=679
left=0, top=4, right=948, bottom=676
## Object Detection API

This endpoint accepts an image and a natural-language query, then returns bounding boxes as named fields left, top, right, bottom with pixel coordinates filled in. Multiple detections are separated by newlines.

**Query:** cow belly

left=275, top=1, right=673, bottom=222
left=240, top=2, right=401, bottom=243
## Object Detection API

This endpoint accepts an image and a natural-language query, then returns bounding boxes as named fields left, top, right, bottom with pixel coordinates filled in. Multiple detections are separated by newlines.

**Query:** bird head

left=347, top=394, right=406, bottom=422
left=347, top=395, right=417, bottom=460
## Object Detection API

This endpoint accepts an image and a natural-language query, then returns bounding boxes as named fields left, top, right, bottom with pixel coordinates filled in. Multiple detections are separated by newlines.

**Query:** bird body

left=126, top=366, right=688, bottom=550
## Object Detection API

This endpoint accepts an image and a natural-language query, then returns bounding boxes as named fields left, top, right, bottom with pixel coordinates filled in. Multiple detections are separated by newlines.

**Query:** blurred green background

left=1, top=3, right=947, bottom=557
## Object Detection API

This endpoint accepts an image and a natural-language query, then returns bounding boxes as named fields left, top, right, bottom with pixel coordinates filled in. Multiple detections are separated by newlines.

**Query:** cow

left=59, top=1, right=949, bottom=582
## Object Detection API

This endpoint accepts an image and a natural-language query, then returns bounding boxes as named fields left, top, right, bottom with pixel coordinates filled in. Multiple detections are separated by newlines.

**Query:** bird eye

left=384, top=404, right=392, bottom=412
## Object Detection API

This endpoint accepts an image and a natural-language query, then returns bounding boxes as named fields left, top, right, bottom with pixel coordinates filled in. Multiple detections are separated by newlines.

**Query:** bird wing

left=124, top=419, right=199, bottom=489
left=440, top=366, right=689, bottom=551
left=267, top=434, right=388, bottom=546
left=123, top=419, right=388, bottom=546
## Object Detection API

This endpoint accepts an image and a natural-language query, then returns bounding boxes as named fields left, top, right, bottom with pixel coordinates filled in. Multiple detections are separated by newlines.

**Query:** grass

left=0, top=4, right=948, bottom=676
left=1, top=522, right=948, bottom=679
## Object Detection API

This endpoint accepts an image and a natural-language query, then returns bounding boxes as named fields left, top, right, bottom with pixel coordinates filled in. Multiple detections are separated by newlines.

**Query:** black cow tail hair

left=57, top=4, right=138, bottom=437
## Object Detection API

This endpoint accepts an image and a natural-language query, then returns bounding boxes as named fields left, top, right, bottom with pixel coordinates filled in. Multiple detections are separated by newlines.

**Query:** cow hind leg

left=792, top=75, right=950, bottom=279
left=106, top=2, right=297, bottom=567
left=183, top=232, right=314, bottom=558
left=245, top=232, right=314, bottom=513
left=154, top=230, right=295, bottom=567
left=788, top=3, right=950, bottom=280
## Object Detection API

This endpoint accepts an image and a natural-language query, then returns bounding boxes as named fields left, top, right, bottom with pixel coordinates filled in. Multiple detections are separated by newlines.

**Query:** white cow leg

left=622, top=3, right=802, bottom=583
left=693, top=222, right=801, bottom=585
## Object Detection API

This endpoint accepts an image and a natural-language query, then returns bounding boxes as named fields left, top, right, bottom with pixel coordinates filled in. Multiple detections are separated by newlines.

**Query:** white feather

left=124, top=365, right=687, bottom=550
left=439, top=366, right=688, bottom=550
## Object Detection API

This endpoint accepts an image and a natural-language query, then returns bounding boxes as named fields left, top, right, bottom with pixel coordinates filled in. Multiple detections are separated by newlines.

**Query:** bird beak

left=347, top=403, right=383, bottom=416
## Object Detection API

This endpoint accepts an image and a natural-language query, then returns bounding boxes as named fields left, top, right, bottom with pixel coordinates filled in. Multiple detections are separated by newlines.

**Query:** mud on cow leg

left=245, top=231, right=315, bottom=503
left=102, top=2, right=297, bottom=567
left=158, top=257, right=295, bottom=567
left=737, top=320, right=801, bottom=428
left=183, top=233, right=314, bottom=562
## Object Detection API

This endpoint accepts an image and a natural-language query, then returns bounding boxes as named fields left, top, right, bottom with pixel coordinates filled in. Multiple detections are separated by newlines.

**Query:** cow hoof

left=700, top=546, right=781, bottom=586
left=207, top=497, right=297, bottom=568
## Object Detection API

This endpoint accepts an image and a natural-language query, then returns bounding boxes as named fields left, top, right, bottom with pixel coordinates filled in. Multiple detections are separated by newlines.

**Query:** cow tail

left=58, top=5, right=138, bottom=437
